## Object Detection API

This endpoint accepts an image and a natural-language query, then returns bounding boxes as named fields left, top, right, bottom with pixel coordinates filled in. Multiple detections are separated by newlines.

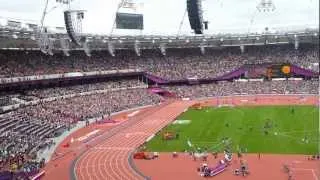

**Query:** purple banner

left=214, top=67, right=246, bottom=80
left=144, top=73, right=169, bottom=83
left=291, top=65, right=318, bottom=77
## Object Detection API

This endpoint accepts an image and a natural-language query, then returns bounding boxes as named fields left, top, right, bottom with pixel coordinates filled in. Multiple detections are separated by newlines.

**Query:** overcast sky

left=0, top=0, right=318, bottom=35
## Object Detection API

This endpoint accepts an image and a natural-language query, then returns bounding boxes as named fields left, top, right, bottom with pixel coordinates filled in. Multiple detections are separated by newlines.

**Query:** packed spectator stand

left=0, top=43, right=319, bottom=178
left=0, top=79, right=161, bottom=178
left=165, top=80, right=319, bottom=99
left=0, top=44, right=318, bottom=80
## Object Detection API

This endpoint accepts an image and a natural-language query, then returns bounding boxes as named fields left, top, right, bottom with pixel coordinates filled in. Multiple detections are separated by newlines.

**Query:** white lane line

left=292, top=168, right=319, bottom=180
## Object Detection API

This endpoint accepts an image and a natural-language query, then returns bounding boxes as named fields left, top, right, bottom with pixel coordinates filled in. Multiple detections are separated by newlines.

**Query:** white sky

left=0, top=0, right=318, bottom=35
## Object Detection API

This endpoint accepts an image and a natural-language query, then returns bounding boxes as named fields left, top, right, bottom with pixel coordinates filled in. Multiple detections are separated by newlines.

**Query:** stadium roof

left=0, top=26, right=318, bottom=52
left=0, top=0, right=318, bottom=35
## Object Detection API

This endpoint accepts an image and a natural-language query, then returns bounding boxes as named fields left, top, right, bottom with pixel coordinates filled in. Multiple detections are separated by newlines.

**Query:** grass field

left=145, top=106, right=319, bottom=154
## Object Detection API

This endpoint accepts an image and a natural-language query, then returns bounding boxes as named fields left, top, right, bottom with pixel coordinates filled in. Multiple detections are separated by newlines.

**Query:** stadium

left=0, top=0, right=319, bottom=180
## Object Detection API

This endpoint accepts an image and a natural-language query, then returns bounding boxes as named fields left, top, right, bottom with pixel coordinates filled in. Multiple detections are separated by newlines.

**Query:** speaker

left=187, top=0, right=204, bottom=34
left=64, top=11, right=85, bottom=46
left=203, top=21, right=208, bottom=30
left=64, top=11, right=79, bottom=45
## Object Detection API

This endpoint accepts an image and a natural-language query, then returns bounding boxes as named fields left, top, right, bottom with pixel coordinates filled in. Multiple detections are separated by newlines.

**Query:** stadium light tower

left=38, top=0, right=88, bottom=55
left=247, top=0, right=276, bottom=35
left=38, top=0, right=53, bottom=54
left=257, top=0, right=276, bottom=12
left=38, top=0, right=75, bottom=54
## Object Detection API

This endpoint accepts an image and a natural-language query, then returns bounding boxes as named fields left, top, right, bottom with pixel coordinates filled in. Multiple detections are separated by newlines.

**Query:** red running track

left=74, top=94, right=318, bottom=180
left=74, top=100, right=194, bottom=180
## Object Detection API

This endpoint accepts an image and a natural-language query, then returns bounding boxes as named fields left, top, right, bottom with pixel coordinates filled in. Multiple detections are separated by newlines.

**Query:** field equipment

left=198, top=160, right=228, bottom=177
left=133, top=152, right=157, bottom=160
left=162, top=131, right=178, bottom=140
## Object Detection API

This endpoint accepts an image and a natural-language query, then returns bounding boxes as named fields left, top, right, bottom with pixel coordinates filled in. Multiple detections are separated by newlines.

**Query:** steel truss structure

left=0, top=26, right=318, bottom=55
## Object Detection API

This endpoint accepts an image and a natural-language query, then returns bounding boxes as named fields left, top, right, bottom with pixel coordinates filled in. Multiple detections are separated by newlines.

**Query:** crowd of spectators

left=0, top=45, right=318, bottom=80
left=25, top=79, right=145, bottom=99
left=16, top=88, right=161, bottom=124
left=0, top=95, right=17, bottom=107
left=0, top=113, right=47, bottom=174
left=165, top=79, right=319, bottom=99
left=0, top=113, right=50, bottom=175
left=0, top=44, right=318, bottom=177
left=0, top=79, right=145, bottom=107
left=0, top=80, right=160, bottom=176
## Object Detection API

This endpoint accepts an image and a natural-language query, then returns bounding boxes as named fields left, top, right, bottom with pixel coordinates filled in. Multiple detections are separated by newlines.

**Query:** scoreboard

left=269, top=64, right=291, bottom=78
left=116, top=13, right=144, bottom=30
left=245, top=64, right=292, bottom=79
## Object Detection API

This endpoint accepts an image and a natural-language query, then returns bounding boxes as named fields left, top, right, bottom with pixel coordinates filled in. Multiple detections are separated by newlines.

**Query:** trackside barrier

left=194, top=93, right=318, bottom=101
left=128, top=150, right=151, bottom=180
left=192, top=94, right=319, bottom=107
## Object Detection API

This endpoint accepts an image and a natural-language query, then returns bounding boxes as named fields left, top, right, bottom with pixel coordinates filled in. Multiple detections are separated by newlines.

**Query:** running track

left=74, top=100, right=194, bottom=180
left=73, top=95, right=318, bottom=180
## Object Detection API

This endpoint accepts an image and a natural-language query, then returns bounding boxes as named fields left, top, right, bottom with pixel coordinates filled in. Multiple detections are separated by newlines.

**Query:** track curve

left=73, top=101, right=194, bottom=180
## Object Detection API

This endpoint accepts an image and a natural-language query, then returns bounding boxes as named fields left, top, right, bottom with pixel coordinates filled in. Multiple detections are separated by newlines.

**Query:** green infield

left=145, top=106, right=319, bottom=154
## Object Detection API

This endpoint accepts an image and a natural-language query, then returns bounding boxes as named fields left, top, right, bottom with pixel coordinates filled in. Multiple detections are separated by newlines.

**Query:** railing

left=193, top=93, right=318, bottom=101
left=0, top=69, right=142, bottom=85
